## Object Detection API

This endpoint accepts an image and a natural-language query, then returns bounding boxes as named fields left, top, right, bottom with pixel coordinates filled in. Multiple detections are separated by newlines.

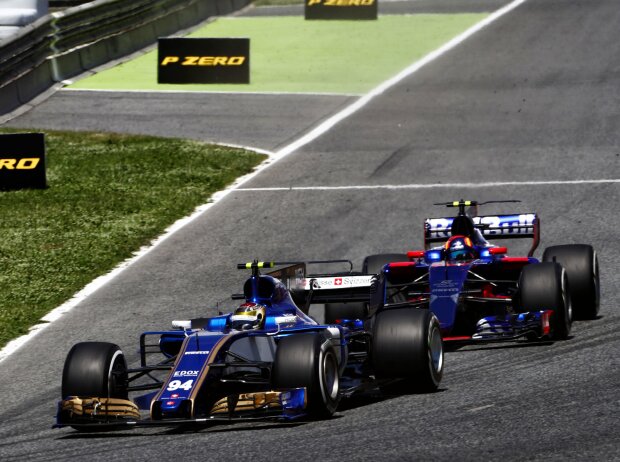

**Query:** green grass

left=0, top=130, right=266, bottom=348
left=70, top=14, right=486, bottom=94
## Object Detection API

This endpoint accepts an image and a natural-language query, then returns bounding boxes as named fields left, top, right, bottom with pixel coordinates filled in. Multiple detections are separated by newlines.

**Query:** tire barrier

left=0, top=0, right=251, bottom=120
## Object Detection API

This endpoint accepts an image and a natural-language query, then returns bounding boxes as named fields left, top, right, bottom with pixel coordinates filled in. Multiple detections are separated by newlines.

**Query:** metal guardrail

left=0, top=0, right=251, bottom=120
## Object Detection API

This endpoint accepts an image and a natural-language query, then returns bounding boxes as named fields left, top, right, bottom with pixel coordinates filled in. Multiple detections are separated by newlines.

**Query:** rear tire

left=543, top=244, right=600, bottom=320
left=372, top=308, right=443, bottom=393
left=62, top=342, right=128, bottom=400
left=518, top=263, right=571, bottom=340
left=272, top=333, right=340, bottom=419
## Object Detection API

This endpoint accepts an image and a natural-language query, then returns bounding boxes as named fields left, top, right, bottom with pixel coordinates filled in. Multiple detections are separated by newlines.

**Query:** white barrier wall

left=0, top=0, right=251, bottom=120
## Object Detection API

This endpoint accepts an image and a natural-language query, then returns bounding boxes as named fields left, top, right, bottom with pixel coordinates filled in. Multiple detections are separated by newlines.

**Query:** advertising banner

left=158, top=38, right=250, bottom=84
left=305, top=0, right=377, bottom=20
left=0, top=133, right=46, bottom=190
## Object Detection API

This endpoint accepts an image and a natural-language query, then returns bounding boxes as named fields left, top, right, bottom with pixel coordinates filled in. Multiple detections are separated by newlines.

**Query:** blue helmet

left=445, top=236, right=476, bottom=261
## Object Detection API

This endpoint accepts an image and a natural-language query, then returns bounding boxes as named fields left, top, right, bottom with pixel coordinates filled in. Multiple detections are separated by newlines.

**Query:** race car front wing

left=54, top=388, right=308, bottom=429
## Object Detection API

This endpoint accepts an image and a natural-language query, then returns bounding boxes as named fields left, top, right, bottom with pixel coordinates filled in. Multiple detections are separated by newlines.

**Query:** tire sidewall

left=316, top=337, right=340, bottom=415
left=372, top=308, right=443, bottom=392
left=425, top=314, right=443, bottom=388
left=272, top=333, right=340, bottom=418
left=518, top=263, right=571, bottom=340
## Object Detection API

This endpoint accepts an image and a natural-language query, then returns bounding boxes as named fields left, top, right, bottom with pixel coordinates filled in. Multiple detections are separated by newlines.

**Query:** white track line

left=237, top=179, right=620, bottom=191
left=0, top=0, right=528, bottom=364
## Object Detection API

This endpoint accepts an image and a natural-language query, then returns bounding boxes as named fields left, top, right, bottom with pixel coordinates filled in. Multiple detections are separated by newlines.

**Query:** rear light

left=388, top=261, right=415, bottom=267
left=542, top=310, right=552, bottom=336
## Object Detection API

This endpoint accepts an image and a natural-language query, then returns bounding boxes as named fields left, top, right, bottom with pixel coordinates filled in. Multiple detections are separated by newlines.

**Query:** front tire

left=543, top=244, right=600, bottom=320
left=518, top=263, right=571, bottom=340
left=372, top=308, right=443, bottom=393
left=62, top=342, right=128, bottom=400
left=272, top=333, right=340, bottom=419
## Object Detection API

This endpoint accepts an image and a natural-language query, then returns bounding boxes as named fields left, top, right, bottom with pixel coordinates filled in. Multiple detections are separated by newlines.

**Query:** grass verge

left=69, top=14, right=487, bottom=94
left=0, top=130, right=266, bottom=349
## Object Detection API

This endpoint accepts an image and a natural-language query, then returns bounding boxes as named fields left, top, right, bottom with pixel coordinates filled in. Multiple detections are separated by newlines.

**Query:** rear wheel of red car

left=364, top=253, right=409, bottom=304
left=272, top=333, right=340, bottom=419
left=324, top=302, right=366, bottom=324
left=543, top=244, right=600, bottom=320
left=324, top=253, right=408, bottom=323
left=62, top=342, right=128, bottom=400
left=372, top=308, right=443, bottom=393
left=518, top=263, right=571, bottom=340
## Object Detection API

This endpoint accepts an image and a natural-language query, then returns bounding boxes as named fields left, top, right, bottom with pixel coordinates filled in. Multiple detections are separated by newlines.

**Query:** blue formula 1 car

left=55, top=261, right=443, bottom=431
left=329, top=200, right=600, bottom=346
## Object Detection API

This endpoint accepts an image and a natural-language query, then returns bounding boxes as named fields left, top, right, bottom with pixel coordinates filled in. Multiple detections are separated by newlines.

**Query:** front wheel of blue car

left=62, top=341, right=128, bottom=400
left=272, top=333, right=340, bottom=419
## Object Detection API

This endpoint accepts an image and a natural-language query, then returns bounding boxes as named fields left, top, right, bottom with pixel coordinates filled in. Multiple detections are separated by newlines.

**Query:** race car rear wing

left=266, top=262, right=373, bottom=306
left=424, top=213, right=540, bottom=257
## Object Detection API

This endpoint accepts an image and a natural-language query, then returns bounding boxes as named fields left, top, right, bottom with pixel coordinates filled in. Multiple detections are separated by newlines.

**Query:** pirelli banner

left=0, top=133, right=46, bottom=190
left=158, top=38, right=250, bottom=84
left=305, top=0, right=377, bottom=20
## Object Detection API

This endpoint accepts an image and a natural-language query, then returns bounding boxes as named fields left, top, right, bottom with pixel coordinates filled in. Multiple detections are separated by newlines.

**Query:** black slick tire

left=543, top=244, right=600, bottom=320
left=62, top=342, right=128, bottom=400
left=272, top=333, right=340, bottom=419
left=371, top=308, right=443, bottom=393
left=518, top=263, right=571, bottom=340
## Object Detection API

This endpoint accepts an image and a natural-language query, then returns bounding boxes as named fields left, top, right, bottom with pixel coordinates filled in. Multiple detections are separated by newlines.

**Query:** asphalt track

left=1, top=0, right=620, bottom=460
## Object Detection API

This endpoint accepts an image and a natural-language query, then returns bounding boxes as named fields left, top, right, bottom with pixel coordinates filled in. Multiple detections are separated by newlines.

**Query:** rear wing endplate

left=424, top=213, right=540, bottom=256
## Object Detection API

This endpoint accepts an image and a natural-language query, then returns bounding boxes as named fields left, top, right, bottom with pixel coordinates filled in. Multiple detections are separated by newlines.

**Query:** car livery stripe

left=187, top=333, right=241, bottom=418
left=150, top=332, right=193, bottom=417
left=150, top=332, right=236, bottom=418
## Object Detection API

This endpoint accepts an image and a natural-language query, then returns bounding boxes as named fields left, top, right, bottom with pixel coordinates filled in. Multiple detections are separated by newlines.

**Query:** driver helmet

left=445, top=236, right=476, bottom=261
left=230, top=302, right=267, bottom=331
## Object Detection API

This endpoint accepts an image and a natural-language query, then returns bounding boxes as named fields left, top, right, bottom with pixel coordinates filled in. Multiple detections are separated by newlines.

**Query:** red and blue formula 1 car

left=55, top=260, right=443, bottom=431
left=330, top=200, right=599, bottom=346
